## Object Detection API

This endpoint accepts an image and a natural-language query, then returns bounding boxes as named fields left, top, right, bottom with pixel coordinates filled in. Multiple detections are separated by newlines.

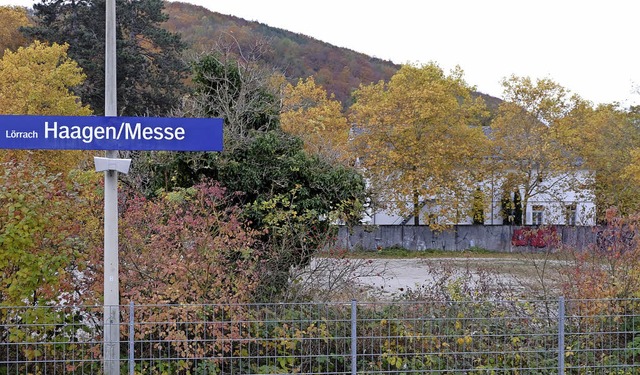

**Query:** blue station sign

left=0, top=115, right=223, bottom=151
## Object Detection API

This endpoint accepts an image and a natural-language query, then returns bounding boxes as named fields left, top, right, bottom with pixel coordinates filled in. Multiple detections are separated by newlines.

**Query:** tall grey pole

left=350, top=300, right=357, bottom=375
left=558, top=296, right=565, bottom=375
left=104, top=0, right=120, bottom=373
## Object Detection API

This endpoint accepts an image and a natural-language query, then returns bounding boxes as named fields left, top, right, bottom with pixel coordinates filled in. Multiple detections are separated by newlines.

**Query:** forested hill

left=162, top=1, right=398, bottom=105
left=163, top=1, right=501, bottom=112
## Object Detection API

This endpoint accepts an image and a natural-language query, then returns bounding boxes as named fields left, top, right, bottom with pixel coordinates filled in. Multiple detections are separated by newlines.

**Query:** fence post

left=558, top=296, right=565, bottom=375
left=351, top=299, right=357, bottom=375
left=129, top=301, right=134, bottom=375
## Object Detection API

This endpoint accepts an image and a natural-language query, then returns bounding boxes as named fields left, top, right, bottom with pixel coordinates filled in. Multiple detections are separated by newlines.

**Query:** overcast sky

left=1, top=0, right=639, bottom=107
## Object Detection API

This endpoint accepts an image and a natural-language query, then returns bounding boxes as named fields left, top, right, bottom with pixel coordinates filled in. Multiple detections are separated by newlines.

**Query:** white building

left=362, top=168, right=596, bottom=226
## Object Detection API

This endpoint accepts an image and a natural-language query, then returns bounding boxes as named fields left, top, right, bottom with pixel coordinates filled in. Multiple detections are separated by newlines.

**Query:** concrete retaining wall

left=337, top=225, right=598, bottom=252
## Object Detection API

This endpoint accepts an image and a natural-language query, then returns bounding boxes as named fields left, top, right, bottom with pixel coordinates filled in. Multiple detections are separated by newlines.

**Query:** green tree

left=0, top=163, right=101, bottom=306
left=220, top=130, right=366, bottom=225
left=222, top=131, right=365, bottom=298
left=513, top=191, right=523, bottom=226
left=187, top=47, right=282, bottom=142
left=350, top=62, right=489, bottom=227
left=22, top=0, right=188, bottom=115
left=128, top=46, right=284, bottom=195
left=184, top=50, right=366, bottom=232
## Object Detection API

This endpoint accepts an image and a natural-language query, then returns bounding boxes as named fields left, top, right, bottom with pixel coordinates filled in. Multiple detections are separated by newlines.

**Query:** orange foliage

left=562, top=208, right=640, bottom=312
left=119, top=181, right=266, bottom=305
left=0, top=6, right=32, bottom=56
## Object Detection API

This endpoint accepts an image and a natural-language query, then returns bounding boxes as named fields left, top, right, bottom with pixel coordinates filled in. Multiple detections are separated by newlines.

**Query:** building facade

left=362, top=169, right=596, bottom=226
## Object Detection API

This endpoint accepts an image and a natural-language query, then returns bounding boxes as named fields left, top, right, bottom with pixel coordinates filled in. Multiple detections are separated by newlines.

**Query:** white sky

left=2, top=0, right=639, bottom=106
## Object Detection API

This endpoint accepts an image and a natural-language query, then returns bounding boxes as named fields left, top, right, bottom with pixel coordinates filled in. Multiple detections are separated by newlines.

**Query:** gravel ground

left=348, top=256, right=568, bottom=299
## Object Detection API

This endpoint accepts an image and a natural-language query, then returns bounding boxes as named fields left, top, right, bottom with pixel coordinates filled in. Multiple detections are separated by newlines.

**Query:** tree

left=212, top=131, right=368, bottom=298
left=0, top=41, right=94, bottom=174
left=281, top=77, right=352, bottom=165
left=186, top=39, right=282, bottom=142
left=128, top=46, right=367, bottom=299
left=128, top=42, right=284, bottom=195
left=0, top=162, right=101, bottom=307
left=349, top=62, right=489, bottom=227
left=126, top=132, right=366, bottom=300
left=558, top=103, right=640, bottom=220
left=472, top=188, right=485, bottom=225
left=0, top=41, right=100, bottom=306
left=513, top=191, right=523, bottom=226
left=489, top=76, right=583, bottom=223
left=22, top=0, right=188, bottom=116
left=0, top=163, right=102, bottom=371
left=0, top=40, right=100, bottom=309
left=219, top=130, right=366, bottom=227
left=0, top=6, right=31, bottom=56
left=0, top=41, right=90, bottom=116
left=115, top=182, right=272, bottom=370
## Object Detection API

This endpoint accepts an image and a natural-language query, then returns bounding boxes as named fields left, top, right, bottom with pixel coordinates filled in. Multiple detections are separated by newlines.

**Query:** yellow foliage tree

left=280, top=77, right=352, bottom=165
left=0, top=40, right=103, bottom=310
left=559, top=103, right=640, bottom=219
left=0, top=6, right=31, bottom=57
left=350, top=63, right=489, bottom=227
left=490, top=76, right=584, bottom=223
left=0, top=41, right=93, bottom=173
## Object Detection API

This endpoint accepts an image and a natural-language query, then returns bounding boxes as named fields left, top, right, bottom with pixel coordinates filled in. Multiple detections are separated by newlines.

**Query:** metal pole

left=105, top=0, right=116, bottom=118
left=104, top=168, right=119, bottom=374
left=104, top=0, right=120, bottom=373
left=129, top=301, right=134, bottom=375
left=350, top=300, right=357, bottom=375
left=558, top=296, right=565, bottom=375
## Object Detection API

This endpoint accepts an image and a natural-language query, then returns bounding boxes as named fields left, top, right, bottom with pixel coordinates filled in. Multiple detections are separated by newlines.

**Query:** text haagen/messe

left=44, top=121, right=186, bottom=143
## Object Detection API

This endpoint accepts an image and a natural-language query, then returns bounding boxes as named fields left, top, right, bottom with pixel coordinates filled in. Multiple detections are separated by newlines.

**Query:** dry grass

left=309, top=248, right=576, bottom=301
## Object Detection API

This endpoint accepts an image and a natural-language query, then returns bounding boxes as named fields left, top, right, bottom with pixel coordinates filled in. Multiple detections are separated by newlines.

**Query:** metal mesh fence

left=2, top=298, right=640, bottom=374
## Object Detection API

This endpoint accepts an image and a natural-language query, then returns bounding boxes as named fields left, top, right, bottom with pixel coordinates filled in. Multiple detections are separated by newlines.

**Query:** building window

left=532, top=205, right=544, bottom=225
left=566, top=204, right=577, bottom=226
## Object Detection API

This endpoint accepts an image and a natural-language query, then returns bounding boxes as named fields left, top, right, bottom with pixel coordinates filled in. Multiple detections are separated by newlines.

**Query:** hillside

left=163, top=1, right=501, bottom=114
left=163, top=1, right=399, bottom=106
